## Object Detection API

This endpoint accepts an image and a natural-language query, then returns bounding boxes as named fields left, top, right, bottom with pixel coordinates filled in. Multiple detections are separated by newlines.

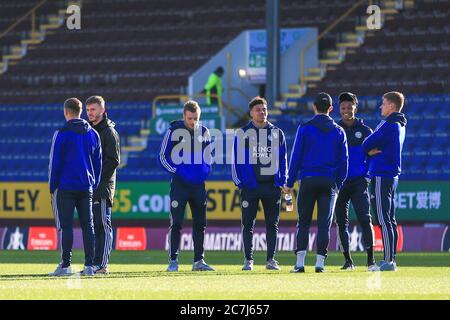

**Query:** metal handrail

left=229, top=87, right=252, bottom=102
left=0, top=0, right=48, bottom=41
left=299, top=0, right=367, bottom=91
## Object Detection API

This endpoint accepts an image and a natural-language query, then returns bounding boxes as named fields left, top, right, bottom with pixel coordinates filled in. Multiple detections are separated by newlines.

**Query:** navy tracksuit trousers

left=335, top=176, right=374, bottom=252
left=370, top=176, right=399, bottom=262
left=93, top=199, right=113, bottom=268
left=168, top=177, right=207, bottom=262
left=295, top=176, right=338, bottom=257
left=52, top=189, right=95, bottom=267
left=240, top=182, right=281, bottom=261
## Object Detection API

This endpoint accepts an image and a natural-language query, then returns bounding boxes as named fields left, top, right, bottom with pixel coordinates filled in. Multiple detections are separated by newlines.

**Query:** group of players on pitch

left=48, top=91, right=406, bottom=276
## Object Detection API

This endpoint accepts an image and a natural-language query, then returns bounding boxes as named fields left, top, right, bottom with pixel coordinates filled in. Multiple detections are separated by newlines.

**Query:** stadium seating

left=0, top=1, right=66, bottom=51
left=308, top=0, right=450, bottom=96
left=0, top=102, right=150, bottom=181
left=0, top=0, right=369, bottom=104
left=120, top=94, right=449, bottom=182
left=0, top=1, right=448, bottom=183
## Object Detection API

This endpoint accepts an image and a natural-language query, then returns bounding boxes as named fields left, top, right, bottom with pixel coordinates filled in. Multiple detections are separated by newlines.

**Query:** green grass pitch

left=0, top=250, right=448, bottom=300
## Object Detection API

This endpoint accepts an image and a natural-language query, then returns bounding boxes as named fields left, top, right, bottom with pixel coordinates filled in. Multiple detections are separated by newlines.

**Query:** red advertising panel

left=28, top=227, right=57, bottom=250
left=116, top=227, right=147, bottom=250
left=374, top=225, right=403, bottom=252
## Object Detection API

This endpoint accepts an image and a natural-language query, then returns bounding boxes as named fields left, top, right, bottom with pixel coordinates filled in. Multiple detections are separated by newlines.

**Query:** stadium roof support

left=266, top=0, right=280, bottom=106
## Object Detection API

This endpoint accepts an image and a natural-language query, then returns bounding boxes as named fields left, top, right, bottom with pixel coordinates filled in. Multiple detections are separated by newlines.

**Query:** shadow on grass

left=0, top=269, right=301, bottom=282
left=0, top=251, right=448, bottom=267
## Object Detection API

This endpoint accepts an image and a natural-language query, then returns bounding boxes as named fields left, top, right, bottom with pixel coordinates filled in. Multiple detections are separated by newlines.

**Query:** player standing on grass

left=335, top=92, right=377, bottom=271
left=48, top=98, right=102, bottom=276
left=86, top=96, right=120, bottom=274
left=231, top=96, right=288, bottom=271
left=159, top=100, right=214, bottom=272
left=284, top=92, right=348, bottom=273
left=363, top=91, right=407, bottom=271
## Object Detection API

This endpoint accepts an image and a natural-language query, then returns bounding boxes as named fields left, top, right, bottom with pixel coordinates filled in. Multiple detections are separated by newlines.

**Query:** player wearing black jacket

left=86, top=96, right=120, bottom=274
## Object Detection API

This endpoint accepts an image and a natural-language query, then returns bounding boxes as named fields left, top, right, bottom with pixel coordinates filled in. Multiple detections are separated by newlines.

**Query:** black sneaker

left=315, top=266, right=324, bottom=273
left=340, top=260, right=355, bottom=270
left=290, top=265, right=305, bottom=273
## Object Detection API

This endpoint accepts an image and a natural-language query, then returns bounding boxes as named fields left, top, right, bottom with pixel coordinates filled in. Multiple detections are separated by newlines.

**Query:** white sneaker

left=166, top=260, right=179, bottom=272
left=368, top=264, right=380, bottom=272
left=266, top=259, right=281, bottom=270
left=49, top=263, right=73, bottom=276
left=242, top=259, right=254, bottom=271
left=80, top=266, right=95, bottom=276
left=192, top=259, right=215, bottom=271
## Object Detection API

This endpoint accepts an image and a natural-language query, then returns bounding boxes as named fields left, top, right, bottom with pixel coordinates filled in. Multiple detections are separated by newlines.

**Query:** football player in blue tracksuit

left=48, top=98, right=102, bottom=276
left=285, top=92, right=348, bottom=273
left=158, top=100, right=214, bottom=272
left=335, top=92, right=377, bottom=271
left=363, top=91, right=407, bottom=271
left=232, top=97, right=288, bottom=271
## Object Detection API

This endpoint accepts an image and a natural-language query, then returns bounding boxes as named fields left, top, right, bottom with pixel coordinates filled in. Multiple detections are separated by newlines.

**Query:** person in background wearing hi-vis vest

left=203, top=66, right=224, bottom=106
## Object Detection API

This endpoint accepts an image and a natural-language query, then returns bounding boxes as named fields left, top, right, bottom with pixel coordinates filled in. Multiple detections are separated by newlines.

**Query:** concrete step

left=21, top=38, right=43, bottom=45
left=308, top=67, right=322, bottom=74
left=48, top=15, right=63, bottom=24
left=404, top=0, right=415, bottom=9
left=381, top=9, right=398, bottom=14
left=270, top=108, right=282, bottom=115
left=3, top=54, right=23, bottom=60
left=325, top=50, right=340, bottom=58
left=342, top=33, right=359, bottom=41
left=304, top=75, right=322, bottom=82
left=67, top=0, right=83, bottom=6
left=274, top=101, right=283, bottom=108
left=121, top=146, right=146, bottom=152
left=336, top=42, right=361, bottom=48
left=319, top=58, right=342, bottom=65
left=29, top=31, right=44, bottom=39
left=383, top=0, right=397, bottom=6
left=282, top=92, right=302, bottom=100
left=355, top=25, right=369, bottom=32
left=11, top=46, right=25, bottom=54
left=40, top=23, right=61, bottom=31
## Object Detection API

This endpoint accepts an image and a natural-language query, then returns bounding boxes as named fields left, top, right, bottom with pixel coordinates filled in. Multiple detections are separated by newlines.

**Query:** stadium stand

left=0, top=0, right=448, bottom=183
left=0, top=0, right=373, bottom=104
left=301, top=0, right=450, bottom=96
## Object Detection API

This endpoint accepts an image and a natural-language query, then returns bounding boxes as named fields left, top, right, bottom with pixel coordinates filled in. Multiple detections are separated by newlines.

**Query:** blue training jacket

left=49, top=119, right=102, bottom=193
left=231, top=121, right=288, bottom=189
left=337, top=118, right=373, bottom=180
left=362, top=112, right=407, bottom=178
left=287, top=114, right=348, bottom=190
left=158, top=120, right=212, bottom=185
